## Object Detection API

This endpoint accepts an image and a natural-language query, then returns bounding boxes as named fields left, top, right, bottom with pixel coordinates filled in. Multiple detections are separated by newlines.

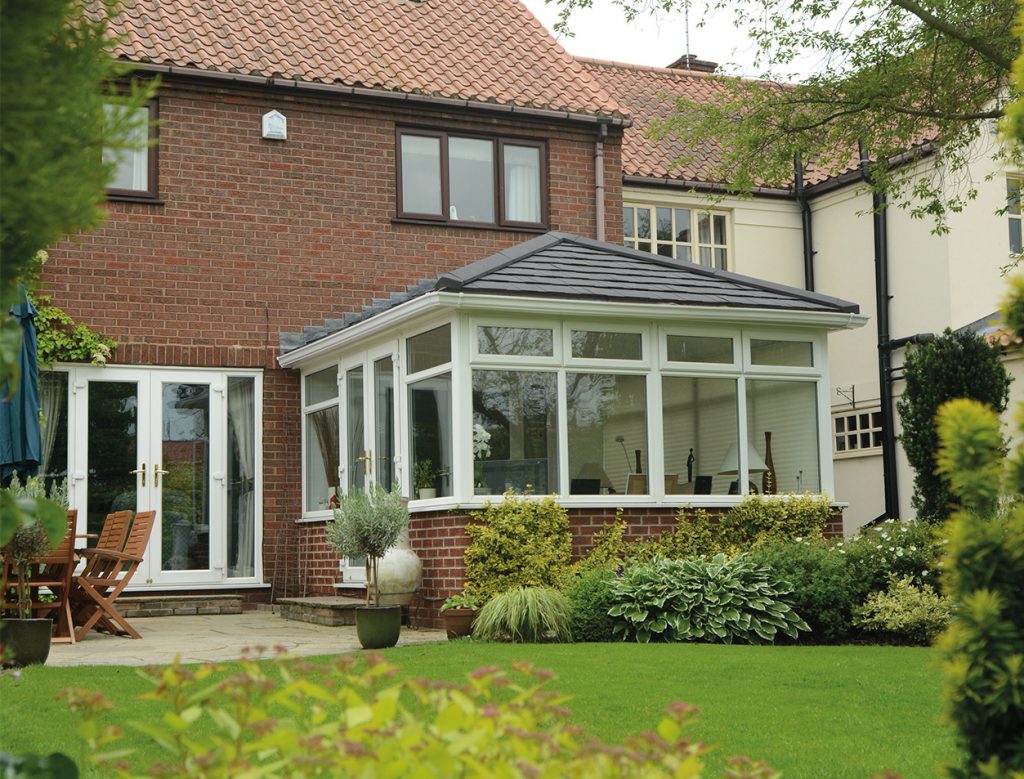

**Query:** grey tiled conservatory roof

left=280, top=232, right=859, bottom=353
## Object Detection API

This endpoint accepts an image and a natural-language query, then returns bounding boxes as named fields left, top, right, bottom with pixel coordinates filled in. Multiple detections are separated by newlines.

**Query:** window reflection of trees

left=476, top=326, right=552, bottom=357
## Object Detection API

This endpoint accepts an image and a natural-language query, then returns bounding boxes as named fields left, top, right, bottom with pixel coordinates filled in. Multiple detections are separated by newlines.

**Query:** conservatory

left=279, top=233, right=866, bottom=521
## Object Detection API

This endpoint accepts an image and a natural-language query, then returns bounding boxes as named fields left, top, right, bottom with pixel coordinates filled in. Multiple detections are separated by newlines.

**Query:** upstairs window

left=623, top=205, right=729, bottom=270
left=1009, top=177, right=1022, bottom=255
left=397, top=129, right=546, bottom=228
left=103, top=101, right=158, bottom=200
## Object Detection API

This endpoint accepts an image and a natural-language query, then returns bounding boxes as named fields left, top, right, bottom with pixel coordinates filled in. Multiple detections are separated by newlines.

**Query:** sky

left=520, top=0, right=822, bottom=79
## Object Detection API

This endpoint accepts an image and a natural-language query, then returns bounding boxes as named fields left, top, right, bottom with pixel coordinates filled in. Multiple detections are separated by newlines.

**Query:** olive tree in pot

left=326, top=483, right=409, bottom=649
left=1, top=477, right=68, bottom=667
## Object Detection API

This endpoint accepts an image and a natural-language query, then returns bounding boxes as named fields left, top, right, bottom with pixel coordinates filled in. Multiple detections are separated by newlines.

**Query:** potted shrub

left=440, top=591, right=481, bottom=639
left=325, top=483, right=409, bottom=649
left=1, top=478, right=68, bottom=667
left=414, top=459, right=437, bottom=500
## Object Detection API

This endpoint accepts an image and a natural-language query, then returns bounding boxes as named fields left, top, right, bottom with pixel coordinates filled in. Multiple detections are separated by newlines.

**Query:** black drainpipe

left=794, top=155, right=815, bottom=291
left=858, top=141, right=899, bottom=519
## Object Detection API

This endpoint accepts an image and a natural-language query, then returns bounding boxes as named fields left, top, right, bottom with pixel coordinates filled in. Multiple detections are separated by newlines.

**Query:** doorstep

left=117, top=594, right=244, bottom=618
left=276, top=596, right=366, bottom=627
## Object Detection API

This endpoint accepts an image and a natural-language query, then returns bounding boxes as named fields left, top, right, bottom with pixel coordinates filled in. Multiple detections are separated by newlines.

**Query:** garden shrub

left=854, top=575, right=952, bottom=645
left=895, top=327, right=1010, bottom=521
left=464, top=492, right=572, bottom=601
left=609, top=554, right=809, bottom=644
left=840, top=519, right=943, bottom=603
left=565, top=567, right=618, bottom=642
left=64, top=653, right=770, bottom=777
left=747, top=539, right=859, bottom=643
left=472, top=586, right=573, bottom=643
left=661, top=495, right=833, bottom=559
left=935, top=394, right=1024, bottom=777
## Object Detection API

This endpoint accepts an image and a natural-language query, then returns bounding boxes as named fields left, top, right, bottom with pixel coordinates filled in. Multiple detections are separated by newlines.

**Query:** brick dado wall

left=297, top=505, right=843, bottom=628
left=43, top=76, right=624, bottom=601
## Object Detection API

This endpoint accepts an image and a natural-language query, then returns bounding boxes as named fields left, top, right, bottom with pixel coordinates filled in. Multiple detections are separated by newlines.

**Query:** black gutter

left=859, top=141, right=899, bottom=519
left=794, top=154, right=815, bottom=291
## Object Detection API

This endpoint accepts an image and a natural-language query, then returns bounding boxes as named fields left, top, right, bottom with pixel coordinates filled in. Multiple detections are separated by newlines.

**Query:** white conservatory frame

left=282, top=291, right=865, bottom=519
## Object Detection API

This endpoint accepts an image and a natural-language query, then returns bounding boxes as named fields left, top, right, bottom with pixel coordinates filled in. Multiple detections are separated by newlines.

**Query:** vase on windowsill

left=474, top=485, right=489, bottom=495
left=417, top=487, right=437, bottom=500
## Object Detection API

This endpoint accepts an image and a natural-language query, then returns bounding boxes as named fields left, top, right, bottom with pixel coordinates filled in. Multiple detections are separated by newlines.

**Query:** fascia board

left=437, top=292, right=869, bottom=331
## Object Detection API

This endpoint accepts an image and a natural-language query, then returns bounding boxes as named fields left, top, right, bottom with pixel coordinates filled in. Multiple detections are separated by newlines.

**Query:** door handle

left=153, top=463, right=169, bottom=487
left=355, top=451, right=373, bottom=475
left=130, top=463, right=147, bottom=487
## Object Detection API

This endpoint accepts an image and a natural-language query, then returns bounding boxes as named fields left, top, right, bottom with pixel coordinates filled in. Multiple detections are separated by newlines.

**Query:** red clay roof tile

left=105, top=0, right=624, bottom=119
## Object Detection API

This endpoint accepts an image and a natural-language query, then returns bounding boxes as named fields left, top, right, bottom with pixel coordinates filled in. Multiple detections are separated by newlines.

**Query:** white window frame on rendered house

left=623, top=202, right=731, bottom=270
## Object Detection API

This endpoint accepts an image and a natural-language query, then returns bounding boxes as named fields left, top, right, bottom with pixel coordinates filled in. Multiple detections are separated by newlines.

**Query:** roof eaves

left=126, top=61, right=632, bottom=126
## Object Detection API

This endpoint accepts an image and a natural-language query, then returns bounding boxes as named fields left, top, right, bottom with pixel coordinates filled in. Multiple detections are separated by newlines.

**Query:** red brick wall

left=42, top=77, right=624, bottom=600
left=301, top=505, right=845, bottom=628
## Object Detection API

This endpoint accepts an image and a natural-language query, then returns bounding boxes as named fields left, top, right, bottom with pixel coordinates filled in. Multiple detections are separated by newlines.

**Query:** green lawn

left=0, top=642, right=956, bottom=777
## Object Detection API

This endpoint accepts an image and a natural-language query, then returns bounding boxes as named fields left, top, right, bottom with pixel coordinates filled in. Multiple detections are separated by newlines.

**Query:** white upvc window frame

left=623, top=202, right=732, bottom=270
left=294, top=304, right=835, bottom=513
left=300, top=360, right=341, bottom=520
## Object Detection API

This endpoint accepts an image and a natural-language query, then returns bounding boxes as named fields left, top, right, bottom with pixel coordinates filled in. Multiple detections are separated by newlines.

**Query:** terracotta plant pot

left=355, top=605, right=402, bottom=649
left=0, top=618, right=53, bottom=667
left=442, top=608, right=477, bottom=639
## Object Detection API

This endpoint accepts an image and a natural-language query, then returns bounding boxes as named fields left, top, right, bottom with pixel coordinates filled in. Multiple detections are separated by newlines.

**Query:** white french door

left=338, top=343, right=399, bottom=582
left=67, top=366, right=261, bottom=587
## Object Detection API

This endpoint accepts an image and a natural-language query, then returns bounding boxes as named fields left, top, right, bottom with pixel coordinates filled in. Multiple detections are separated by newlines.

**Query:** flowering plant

left=472, top=423, right=492, bottom=488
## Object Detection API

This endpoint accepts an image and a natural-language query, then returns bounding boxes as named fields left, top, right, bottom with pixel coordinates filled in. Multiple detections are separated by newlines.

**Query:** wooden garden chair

left=71, top=510, right=156, bottom=641
left=0, top=509, right=79, bottom=644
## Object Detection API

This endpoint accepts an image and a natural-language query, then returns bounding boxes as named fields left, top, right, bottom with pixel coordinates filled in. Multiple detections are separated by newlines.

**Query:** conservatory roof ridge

left=279, top=232, right=861, bottom=359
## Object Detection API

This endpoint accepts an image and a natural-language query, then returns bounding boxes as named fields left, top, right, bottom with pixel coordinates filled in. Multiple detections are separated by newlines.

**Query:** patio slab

left=46, top=611, right=445, bottom=666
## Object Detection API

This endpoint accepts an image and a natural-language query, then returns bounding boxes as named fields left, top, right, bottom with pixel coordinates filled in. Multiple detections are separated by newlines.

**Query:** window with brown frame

left=103, top=101, right=158, bottom=200
left=396, top=129, right=546, bottom=228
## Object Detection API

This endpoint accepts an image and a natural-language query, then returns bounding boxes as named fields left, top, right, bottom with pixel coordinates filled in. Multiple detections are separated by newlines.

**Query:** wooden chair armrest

left=77, top=549, right=143, bottom=564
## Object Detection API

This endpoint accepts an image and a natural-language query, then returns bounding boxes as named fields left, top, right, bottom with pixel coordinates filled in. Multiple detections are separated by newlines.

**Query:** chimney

left=666, top=54, right=717, bottom=73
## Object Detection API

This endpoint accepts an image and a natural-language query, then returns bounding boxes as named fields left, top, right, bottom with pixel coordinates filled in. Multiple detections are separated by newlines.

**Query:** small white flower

left=896, top=549, right=904, bottom=557
left=909, top=546, right=917, bottom=552
left=839, top=550, right=846, bottom=555
left=795, top=536, right=802, bottom=542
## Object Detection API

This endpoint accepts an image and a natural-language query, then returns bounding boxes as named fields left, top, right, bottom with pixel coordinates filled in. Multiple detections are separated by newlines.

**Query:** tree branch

left=888, top=0, right=1013, bottom=71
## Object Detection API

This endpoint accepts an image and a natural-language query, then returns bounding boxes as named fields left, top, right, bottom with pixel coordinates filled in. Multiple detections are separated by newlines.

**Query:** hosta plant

left=609, top=554, right=809, bottom=644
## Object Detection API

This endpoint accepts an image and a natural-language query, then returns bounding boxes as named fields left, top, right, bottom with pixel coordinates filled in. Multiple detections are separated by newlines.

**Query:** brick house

left=38, top=0, right=860, bottom=624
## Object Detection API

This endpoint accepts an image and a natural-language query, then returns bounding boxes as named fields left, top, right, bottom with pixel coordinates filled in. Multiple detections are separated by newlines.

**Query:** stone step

left=118, top=594, right=244, bottom=618
left=276, top=596, right=366, bottom=627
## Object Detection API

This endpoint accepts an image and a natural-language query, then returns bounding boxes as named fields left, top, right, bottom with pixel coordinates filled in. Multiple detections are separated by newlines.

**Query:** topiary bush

left=464, top=492, right=572, bottom=601
left=854, top=574, right=952, bottom=645
left=747, top=539, right=859, bottom=643
left=472, top=586, right=573, bottom=643
left=896, top=327, right=1010, bottom=521
left=608, top=554, right=809, bottom=644
left=565, top=567, right=618, bottom=642
left=63, top=652, right=777, bottom=777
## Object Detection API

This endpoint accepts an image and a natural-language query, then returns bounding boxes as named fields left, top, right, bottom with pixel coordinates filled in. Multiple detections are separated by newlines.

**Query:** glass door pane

left=374, top=356, right=395, bottom=489
left=159, top=382, right=210, bottom=571
left=346, top=366, right=365, bottom=491
left=85, top=381, right=140, bottom=541
left=227, top=377, right=256, bottom=578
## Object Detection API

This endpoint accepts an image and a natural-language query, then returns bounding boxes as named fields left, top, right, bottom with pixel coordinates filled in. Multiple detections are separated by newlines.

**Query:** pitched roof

left=105, top=0, right=623, bottom=119
left=578, top=58, right=740, bottom=185
left=578, top=57, right=936, bottom=190
left=280, top=232, right=859, bottom=353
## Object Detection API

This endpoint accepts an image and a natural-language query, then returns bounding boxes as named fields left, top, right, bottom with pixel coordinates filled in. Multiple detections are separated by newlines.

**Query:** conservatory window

left=749, top=338, right=814, bottom=367
left=662, top=376, right=738, bottom=495
left=745, top=379, right=820, bottom=493
left=477, top=325, right=554, bottom=357
left=666, top=334, right=734, bottom=364
left=472, top=370, right=559, bottom=494
left=567, top=373, right=648, bottom=495
left=407, top=324, right=451, bottom=374
left=570, top=330, right=642, bottom=360
left=304, top=366, right=339, bottom=512
left=409, top=373, right=452, bottom=499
